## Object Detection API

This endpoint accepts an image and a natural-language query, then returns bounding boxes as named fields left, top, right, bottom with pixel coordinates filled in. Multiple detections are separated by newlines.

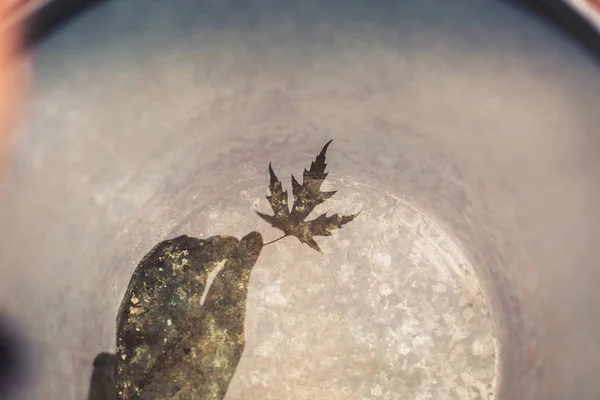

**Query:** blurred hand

left=0, top=1, right=31, bottom=395
left=0, top=0, right=31, bottom=179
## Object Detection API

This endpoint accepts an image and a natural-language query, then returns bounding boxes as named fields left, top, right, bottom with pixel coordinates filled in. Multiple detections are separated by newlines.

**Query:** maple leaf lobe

left=256, top=140, right=360, bottom=253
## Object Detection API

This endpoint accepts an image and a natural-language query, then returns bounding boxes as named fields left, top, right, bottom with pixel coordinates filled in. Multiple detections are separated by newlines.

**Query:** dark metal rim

left=22, top=0, right=600, bottom=65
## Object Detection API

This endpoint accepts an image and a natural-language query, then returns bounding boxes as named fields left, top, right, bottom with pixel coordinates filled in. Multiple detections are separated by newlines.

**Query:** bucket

left=1, top=1, right=599, bottom=399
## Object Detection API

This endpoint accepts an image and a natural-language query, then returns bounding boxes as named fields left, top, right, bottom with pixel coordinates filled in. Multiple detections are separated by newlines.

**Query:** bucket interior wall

left=1, top=1, right=599, bottom=399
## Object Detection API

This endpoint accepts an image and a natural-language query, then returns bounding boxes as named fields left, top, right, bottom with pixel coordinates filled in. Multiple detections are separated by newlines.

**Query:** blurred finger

left=0, top=0, right=32, bottom=180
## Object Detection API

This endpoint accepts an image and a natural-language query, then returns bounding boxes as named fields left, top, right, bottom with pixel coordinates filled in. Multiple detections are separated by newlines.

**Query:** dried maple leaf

left=256, top=140, right=360, bottom=252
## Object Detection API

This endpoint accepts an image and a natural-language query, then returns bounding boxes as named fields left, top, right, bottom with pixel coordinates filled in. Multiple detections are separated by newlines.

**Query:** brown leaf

left=113, top=233, right=263, bottom=399
left=256, top=140, right=360, bottom=252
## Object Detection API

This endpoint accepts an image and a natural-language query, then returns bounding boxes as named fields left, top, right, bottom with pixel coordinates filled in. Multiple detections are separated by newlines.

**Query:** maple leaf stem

left=263, top=235, right=287, bottom=246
